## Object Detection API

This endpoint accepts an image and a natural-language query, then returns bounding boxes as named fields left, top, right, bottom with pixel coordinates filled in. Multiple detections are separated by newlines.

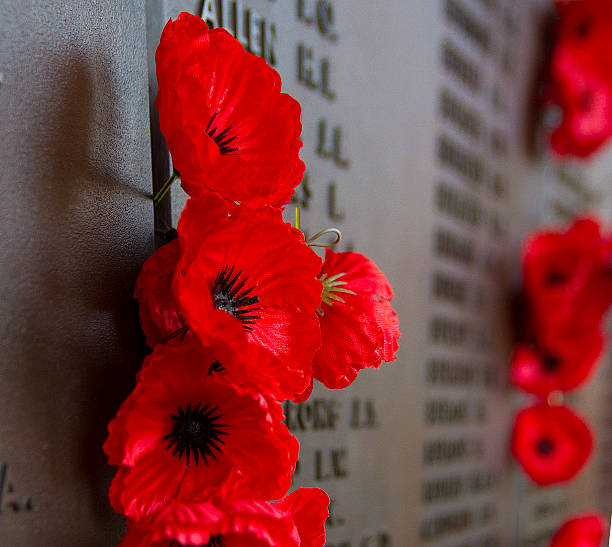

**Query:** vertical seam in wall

left=146, top=0, right=172, bottom=248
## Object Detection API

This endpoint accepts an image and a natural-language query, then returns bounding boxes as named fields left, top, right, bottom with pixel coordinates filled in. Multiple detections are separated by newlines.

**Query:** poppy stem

left=153, top=169, right=179, bottom=208
left=295, top=206, right=301, bottom=232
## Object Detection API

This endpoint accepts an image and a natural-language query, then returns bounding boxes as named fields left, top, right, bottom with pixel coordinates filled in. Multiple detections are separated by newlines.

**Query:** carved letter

left=201, top=0, right=219, bottom=27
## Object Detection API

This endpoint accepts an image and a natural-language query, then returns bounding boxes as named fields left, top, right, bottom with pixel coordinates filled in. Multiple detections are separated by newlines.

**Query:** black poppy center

left=212, top=266, right=261, bottom=331
left=536, top=438, right=555, bottom=456
left=164, top=402, right=228, bottom=467
left=208, top=360, right=225, bottom=375
left=543, top=354, right=560, bottom=372
left=576, top=18, right=591, bottom=38
left=170, top=536, right=225, bottom=547
left=546, top=270, right=568, bottom=286
left=206, top=111, right=239, bottom=155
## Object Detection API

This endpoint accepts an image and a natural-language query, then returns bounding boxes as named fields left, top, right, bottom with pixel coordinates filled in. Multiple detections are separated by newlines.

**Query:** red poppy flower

left=134, top=193, right=229, bottom=348
left=548, top=1, right=612, bottom=157
left=155, top=12, right=305, bottom=207
left=511, top=404, right=593, bottom=486
left=118, top=488, right=329, bottom=547
left=523, top=217, right=612, bottom=335
left=175, top=199, right=323, bottom=402
left=510, top=329, right=603, bottom=396
left=312, top=249, right=400, bottom=389
left=104, top=338, right=299, bottom=520
left=551, top=513, right=605, bottom=547
left=549, top=61, right=612, bottom=158
left=134, top=239, right=183, bottom=348
left=555, top=0, right=612, bottom=80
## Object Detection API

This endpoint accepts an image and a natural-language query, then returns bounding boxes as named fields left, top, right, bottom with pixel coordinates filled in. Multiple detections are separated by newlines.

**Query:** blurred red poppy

left=550, top=513, right=606, bottom=547
left=555, top=0, right=612, bottom=79
left=549, top=0, right=612, bottom=157
left=511, top=404, right=593, bottom=486
left=510, top=329, right=603, bottom=396
left=549, top=66, right=612, bottom=158
left=523, top=217, right=612, bottom=335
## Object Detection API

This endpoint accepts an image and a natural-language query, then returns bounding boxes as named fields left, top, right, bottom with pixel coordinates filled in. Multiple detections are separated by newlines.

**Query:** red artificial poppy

left=272, top=487, right=329, bottom=547
left=523, top=217, right=612, bottom=335
left=134, top=239, right=183, bottom=348
left=511, top=404, right=593, bottom=486
left=510, top=329, right=603, bottom=396
left=550, top=513, right=606, bottom=547
left=554, top=0, right=612, bottom=80
left=119, top=488, right=329, bottom=547
left=104, top=338, right=299, bottom=520
left=312, top=249, right=400, bottom=389
left=155, top=12, right=305, bottom=207
left=548, top=0, right=612, bottom=157
left=549, top=60, right=612, bottom=158
left=134, top=192, right=229, bottom=348
left=175, top=199, right=323, bottom=402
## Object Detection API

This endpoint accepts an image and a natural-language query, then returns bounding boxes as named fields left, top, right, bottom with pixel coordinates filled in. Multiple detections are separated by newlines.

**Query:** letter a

left=201, top=0, right=219, bottom=28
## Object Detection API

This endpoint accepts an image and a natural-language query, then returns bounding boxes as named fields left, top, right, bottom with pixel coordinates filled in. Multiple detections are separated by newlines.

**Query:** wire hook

left=307, top=228, right=342, bottom=248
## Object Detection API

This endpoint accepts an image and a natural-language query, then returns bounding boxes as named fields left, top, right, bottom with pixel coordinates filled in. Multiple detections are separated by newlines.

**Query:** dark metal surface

left=147, top=0, right=174, bottom=247
left=0, top=1, right=153, bottom=544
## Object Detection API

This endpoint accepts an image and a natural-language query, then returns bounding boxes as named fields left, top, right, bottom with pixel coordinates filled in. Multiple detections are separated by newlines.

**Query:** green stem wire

left=153, top=170, right=179, bottom=208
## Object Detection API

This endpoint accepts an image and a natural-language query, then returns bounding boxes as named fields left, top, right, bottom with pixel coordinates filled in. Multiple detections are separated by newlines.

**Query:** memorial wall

left=1, top=0, right=612, bottom=545
left=0, top=1, right=152, bottom=544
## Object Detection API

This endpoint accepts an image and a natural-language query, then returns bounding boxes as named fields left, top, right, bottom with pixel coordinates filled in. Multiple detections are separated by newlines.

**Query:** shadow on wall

left=1, top=44, right=153, bottom=545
